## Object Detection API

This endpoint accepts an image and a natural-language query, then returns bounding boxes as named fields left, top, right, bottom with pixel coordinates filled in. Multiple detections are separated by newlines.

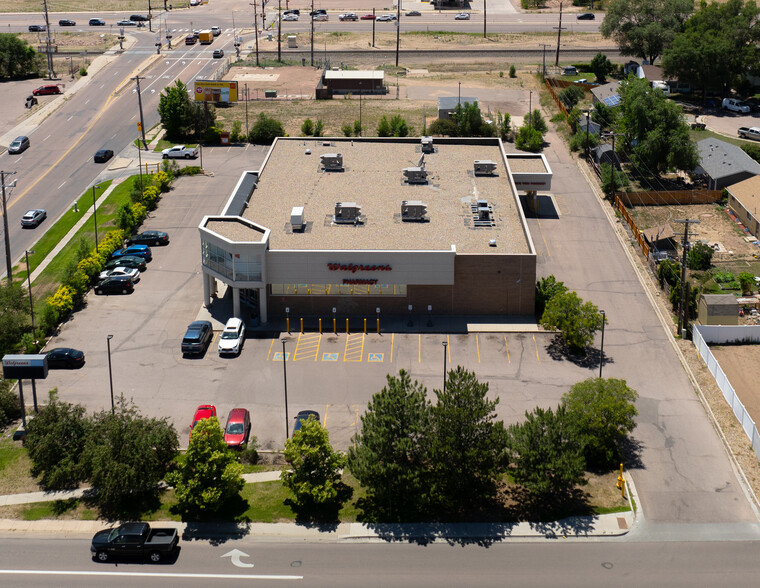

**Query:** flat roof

left=204, top=218, right=267, bottom=242
left=243, top=138, right=532, bottom=254
left=324, top=71, right=384, bottom=80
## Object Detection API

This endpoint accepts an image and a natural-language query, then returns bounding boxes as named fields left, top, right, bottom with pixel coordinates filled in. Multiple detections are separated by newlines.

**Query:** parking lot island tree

left=561, top=378, right=639, bottom=469
left=506, top=405, right=586, bottom=499
left=540, top=291, right=606, bottom=355
left=82, top=397, right=179, bottom=520
left=166, top=417, right=244, bottom=519
left=282, top=417, right=351, bottom=521
left=348, top=370, right=432, bottom=522
left=429, top=367, right=507, bottom=515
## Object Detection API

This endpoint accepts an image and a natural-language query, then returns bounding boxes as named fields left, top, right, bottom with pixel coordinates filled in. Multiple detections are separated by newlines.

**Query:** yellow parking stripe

left=293, top=333, right=321, bottom=361
left=504, top=335, right=511, bottom=364
left=418, top=335, right=421, bottom=363
left=343, top=333, right=364, bottom=362
left=533, top=334, right=540, bottom=362
left=324, top=404, right=330, bottom=427
left=390, top=333, right=394, bottom=362
left=446, top=335, right=451, bottom=364
left=266, top=338, right=275, bottom=361
left=476, top=335, right=481, bottom=363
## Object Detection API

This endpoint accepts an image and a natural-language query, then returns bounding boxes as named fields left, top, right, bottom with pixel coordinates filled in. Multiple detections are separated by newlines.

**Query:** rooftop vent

left=401, top=200, right=428, bottom=222
left=290, top=206, right=305, bottom=231
left=322, top=141, right=331, bottom=147
left=472, top=199, right=495, bottom=227
left=321, top=153, right=343, bottom=171
left=421, top=136, right=434, bottom=153
left=334, top=202, right=362, bottom=224
left=474, top=160, right=497, bottom=176
left=403, top=154, right=428, bottom=184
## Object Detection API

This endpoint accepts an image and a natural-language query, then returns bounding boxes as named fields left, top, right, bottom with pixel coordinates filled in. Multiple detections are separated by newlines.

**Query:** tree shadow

left=286, top=483, right=353, bottom=532
left=619, top=434, right=646, bottom=471
left=545, top=335, right=615, bottom=371
left=173, top=494, right=253, bottom=546
left=81, top=487, right=165, bottom=523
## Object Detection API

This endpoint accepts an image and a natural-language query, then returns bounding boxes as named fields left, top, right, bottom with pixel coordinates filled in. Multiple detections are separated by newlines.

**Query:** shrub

left=341, top=124, right=353, bottom=137
left=47, top=285, right=76, bottom=317
left=142, top=186, right=161, bottom=210
left=515, top=126, right=543, bottom=152
left=428, top=118, right=458, bottom=136
left=176, top=166, right=202, bottom=176
left=313, top=119, right=324, bottom=137
left=132, top=202, right=147, bottom=225
left=230, top=120, right=243, bottom=142
left=76, top=255, right=101, bottom=281
left=509, top=64, right=516, bottom=77
left=559, top=85, right=585, bottom=110
left=688, top=241, right=714, bottom=271
left=204, top=126, right=222, bottom=144
left=116, top=202, right=137, bottom=232
left=79, top=66, right=87, bottom=76
left=0, top=380, right=20, bottom=426
left=301, top=118, right=314, bottom=136
left=249, top=113, right=284, bottom=144
left=151, top=171, right=171, bottom=193
left=353, top=120, right=362, bottom=136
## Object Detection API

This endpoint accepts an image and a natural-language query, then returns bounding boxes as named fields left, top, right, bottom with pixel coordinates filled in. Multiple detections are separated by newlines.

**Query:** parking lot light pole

left=442, top=341, right=448, bottom=392
left=599, top=310, right=606, bottom=379
left=281, top=338, right=289, bottom=442
left=91, top=184, right=100, bottom=253
left=107, top=335, right=115, bottom=413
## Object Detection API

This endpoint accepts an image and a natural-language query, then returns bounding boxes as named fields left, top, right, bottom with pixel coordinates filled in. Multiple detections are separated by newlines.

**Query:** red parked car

left=33, top=84, right=62, bottom=96
left=224, top=408, right=251, bottom=448
left=360, top=14, right=376, bottom=20
left=190, top=404, right=217, bottom=441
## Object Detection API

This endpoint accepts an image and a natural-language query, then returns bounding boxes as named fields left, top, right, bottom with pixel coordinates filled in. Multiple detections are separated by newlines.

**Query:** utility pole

left=395, top=0, right=401, bottom=67
left=372, top=8, right=376, bottom=47
left=133, top=76, right=148, bottom=149
left=554, top=2, right=565, bottom=67
left=602, top=132, right=624, bottom=198
left=540, top=43, right=550, bottom=81
left=277, top=0, right=282, bottom=62
left=42, top=0, right=55, bottom=79
left=484, top=0, right=487, bottom=38
left=584, top=109, right=590, bottom=161
left=310, top=0, right=314, bottom=66
left=148, top=0, right=153, bottom=32
left=251, top=1, right=260, bottom=66
left=1, top=171, right=17, bottom=285
left=674, top=219, right=700, bottom=336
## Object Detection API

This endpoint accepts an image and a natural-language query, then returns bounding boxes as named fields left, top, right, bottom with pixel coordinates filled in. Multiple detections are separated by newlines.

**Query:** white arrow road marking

left=222, top=549, right=254, bottom=568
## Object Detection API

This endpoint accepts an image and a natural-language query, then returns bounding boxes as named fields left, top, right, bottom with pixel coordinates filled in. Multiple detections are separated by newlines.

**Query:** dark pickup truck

left=91, top=522, right=179, bottom=563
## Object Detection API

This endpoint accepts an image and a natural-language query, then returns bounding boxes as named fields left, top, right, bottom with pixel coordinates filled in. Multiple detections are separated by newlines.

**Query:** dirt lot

left=711, top=345, right=760, bottom=429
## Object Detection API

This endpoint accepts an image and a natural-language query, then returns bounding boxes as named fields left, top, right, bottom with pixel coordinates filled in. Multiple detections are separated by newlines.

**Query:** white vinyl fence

left=693, top=325, right=760, bottom=460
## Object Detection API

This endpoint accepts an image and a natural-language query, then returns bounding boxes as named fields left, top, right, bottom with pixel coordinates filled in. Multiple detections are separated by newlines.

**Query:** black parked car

left=94, top=149, right=114, bottom=163
left=59, top=19, right=76, bottom=26
left=46, top=347, right=85, bottom=369
left=181, top=321, right=213, bottom=355
left=103, top=256, right=146, bottom=272
left=293, top=410, right=320, bottom=436
left=126, top=231, right=169, bottom=247
left=129, top=14, right=150, bottom=22
left=28, top=25, right=46, bottom=32
left=94, top=275, right=135, bottom=295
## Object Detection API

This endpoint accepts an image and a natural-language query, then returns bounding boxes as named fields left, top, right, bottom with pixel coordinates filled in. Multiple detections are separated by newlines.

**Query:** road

left=1, top=535, right=760, bottom=587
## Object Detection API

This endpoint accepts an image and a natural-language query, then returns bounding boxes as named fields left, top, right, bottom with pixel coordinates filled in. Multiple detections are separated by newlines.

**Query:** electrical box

left=290, top=206, right=305, bottom=231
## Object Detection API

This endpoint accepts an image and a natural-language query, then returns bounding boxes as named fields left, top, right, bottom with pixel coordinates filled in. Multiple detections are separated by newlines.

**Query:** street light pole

left=91, top=184, right=100, bottom=253
left=599, top=310, right=606, bottom=378
left=107, top=335, right=115, bottom=413
left=25, top=249, right=38, bottom=412
left=281, top=339, right=289, bottom=442
left=1, top=171, right=17, bottom=286
left=442, top=341, right=448, bottom=392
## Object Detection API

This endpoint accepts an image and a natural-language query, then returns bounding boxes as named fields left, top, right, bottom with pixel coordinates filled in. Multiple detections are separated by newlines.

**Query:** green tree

left=452, top=102, right=494, bottom=137
left=495, top=111, right=512, bottom=141
left=166, top=417, right=244, bottom=518
left=687, top=241, right=714, bottom=270
left=282, top=417, right=350, bottom=520
left=116, top=202, right=137, bottom=233
left=0, top=282, right=28, bottom=356
left=82, top=397, right=178, bottom=519
left=541, top=291, right=606, bottom=354
left=301, top=118, right=314, bottom=136
left=561, top=378, right=639, bottom=469
left=559, top=85, right=585, bottom=110
left=428, top=117, right=459, bottom=136
left=657, top=258, right=681, bottom=288
left=0, top=380, right=20, bottom=427
left=25, top=390, right=90, bottom=490
left=509, top=64, right=517, bottom=78
left=158, top=80, right=194, bottom=141
left=389, top=114, right=410, bottom=137
left=591, top=102, right=619, bottom=131
left=353, top=120, right=362, bottom=136
left=738, top=271, right=755, bottom=295
left=377, top=115, right=392, bottom=137
left=0, top=33, right=41, bottom=78
left=570, top=129, right=601, bottom=153
left=600, top=0, right=693, bottom=64
left=430, top=367, right=507, bottom=514
left=506, top=405, right=586, bottom=497
left=348, top=370, right=431, bottom=522
left=617, top=76, right=698, bottom=174
left=525, top=109, right=548, bottom=134
left=313, top=119, right=324, bottom=137
left=600, top=162, right=630, bottom=197
left=535, top=275, right=569, bottom=318
left=590, top=52, right=615, bottom=84
left=515, top=125, right=543, bottom=152
left=248, top=113, right=284, bottom=144
left=341, top=123, right=353, bottom=137
left=662, top=0, right=760, bottom=100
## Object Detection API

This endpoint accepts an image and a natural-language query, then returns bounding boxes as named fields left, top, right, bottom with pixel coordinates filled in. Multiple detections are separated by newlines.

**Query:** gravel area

left=205, top=218, right=268, bottom=242
left=246, top=138, right=531, bottom=253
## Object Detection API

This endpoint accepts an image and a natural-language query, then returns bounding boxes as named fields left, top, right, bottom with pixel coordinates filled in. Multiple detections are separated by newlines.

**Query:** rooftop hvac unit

left=321, top=153, right=343, bottom=171
left=403, top=167, right=428, bottom=184
left=290, top=206, right=305, bottom=231
left=334, top=202, right=361, bottom=224
left=474, top=160, right=497, bottom=176
left=401, top=200, right=428, bottom=221
left=322, top=141, right=331, bottom=147
left=421, top=136, right=434, bottom=153
left=472, top=199, right=495, bottom=226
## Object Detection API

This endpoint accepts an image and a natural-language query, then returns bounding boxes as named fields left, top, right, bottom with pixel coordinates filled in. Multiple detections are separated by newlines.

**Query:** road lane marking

left=43, top=134, right=51, bottom=141
left=536, top=218, right=551, bottom=257
left=351, top=406, right=359, bottom=426
left=323, top=404, right=330, bottom=427
left=0, top=570, right=303, bottom=580
left=66, top=115, right=73, bottom=121
left=57, top=181, right=66, bottom=189
left=504, top=335, right=511, bottom=364
left=293, top=332, right=320, bottom=361
left=222, top=549, right=254, bottom=568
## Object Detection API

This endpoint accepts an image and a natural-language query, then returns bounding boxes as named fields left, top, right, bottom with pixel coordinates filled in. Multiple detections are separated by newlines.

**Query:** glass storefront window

left=201, top=240, right=262, bottom=282
left=271, top=284, right=407, bottom=296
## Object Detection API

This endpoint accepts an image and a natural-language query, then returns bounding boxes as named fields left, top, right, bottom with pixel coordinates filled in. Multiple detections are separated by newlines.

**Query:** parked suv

left=33, top=85, right=61, bottom=96
left=218, top=317, right=245, bottom=356
left=9, top=136, right=30, bottom=154
left=182, top=321, right=213, bottom=355
left=94, top=275, right=135, bottom=295
left=722, top=98, right=751, bottom=113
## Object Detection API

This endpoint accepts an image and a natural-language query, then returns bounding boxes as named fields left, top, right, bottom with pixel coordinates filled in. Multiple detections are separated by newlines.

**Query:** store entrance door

left=240, top=288, right=260, bottom=325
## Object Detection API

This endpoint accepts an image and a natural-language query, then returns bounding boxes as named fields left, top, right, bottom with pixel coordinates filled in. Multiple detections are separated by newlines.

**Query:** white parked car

left=722, top=98, right=751, bottom=113
left=282, top=13, right=298, bottom=21
left=162, top=145, right=199, bottom=159
left=99, top=267, right=140, bottom=282
left=218, top=317, right=245, bottom=356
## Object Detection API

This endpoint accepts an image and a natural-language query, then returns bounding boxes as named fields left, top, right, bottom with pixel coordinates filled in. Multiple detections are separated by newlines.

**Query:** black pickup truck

left=91, top=522, right=179, bottom=563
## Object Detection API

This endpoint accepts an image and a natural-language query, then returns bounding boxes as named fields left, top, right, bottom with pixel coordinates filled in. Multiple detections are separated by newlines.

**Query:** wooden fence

left=615, top=195, right=650, bottom=258
left=616, top=189, right=723, bottom=207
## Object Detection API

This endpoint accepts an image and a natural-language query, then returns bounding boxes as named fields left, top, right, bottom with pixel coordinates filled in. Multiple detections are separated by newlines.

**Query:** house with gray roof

left=695, top=138, right=760, bottom=190
left=591, top=81, right=620, bottom=107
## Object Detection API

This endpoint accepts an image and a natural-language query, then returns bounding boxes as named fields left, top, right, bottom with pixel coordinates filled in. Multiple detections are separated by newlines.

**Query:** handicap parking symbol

left=368, top=353, right=384, bottom=362
left=322, top=353, right=339, bottom=361
left=273, top=352, right=289, bottom=361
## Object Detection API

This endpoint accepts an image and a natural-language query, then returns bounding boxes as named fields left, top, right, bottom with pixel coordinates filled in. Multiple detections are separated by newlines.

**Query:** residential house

left=695, top=138, right=760, bottom=190
left=725, top=175, right=760, bottom=240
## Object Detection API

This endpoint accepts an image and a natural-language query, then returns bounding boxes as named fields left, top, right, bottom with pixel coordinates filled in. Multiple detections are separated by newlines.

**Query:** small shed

left=698, top=294, right=739, bottom=326
left=323, top=70, right=385, bottom=95
left=578, top=118, right=601, bottom=136
left=641, top=224, right=677, bottom=258
left=591, top=144, right=621, bottom=168
left=438, top=96, right=479, bottom=120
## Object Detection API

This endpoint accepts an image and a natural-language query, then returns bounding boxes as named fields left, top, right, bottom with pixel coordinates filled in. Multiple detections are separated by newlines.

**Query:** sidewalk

left=0, top=472, right=637, bottom=541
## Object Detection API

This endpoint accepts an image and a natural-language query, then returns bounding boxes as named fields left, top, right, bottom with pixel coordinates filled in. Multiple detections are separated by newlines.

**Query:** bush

left=353, top=120, right=362, bottom=136
left=249, top=113, right=284, bottom=144
left=313, top=119, right=324, bottom=137
left=47, top=285, right=76, bottom=320
left=509, top=64, right=516, bottom=78
left=301, top=118, right=314, bottom=136
left=341, top=124, right=353, bottom=137
left=569, top=129, right=600, bottom=153
left=142, top=186, right=161, bottom=210
left=0, top=380, right=20, bottom=426
left=204, top=126, right=222, bottom=144
left=176, top=166, right=202, bottom=176
left=79, top=66, right=87, bottom=76
left=230, top=120, right=243, bottom=142
left=239, top=439, right=259, bottom=465
left=559, top=85, right=585, bottom=110
left=525, top=109, right=548, bottom=134
left=515, top=126, right=543, bottom=152
left=116, top=202, right=137, bottom=233
left=688, top=241, right=714, bottom=270
left=428, top=118, right=458, bottom=136
left=151, top=170, right=171, bottom=193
